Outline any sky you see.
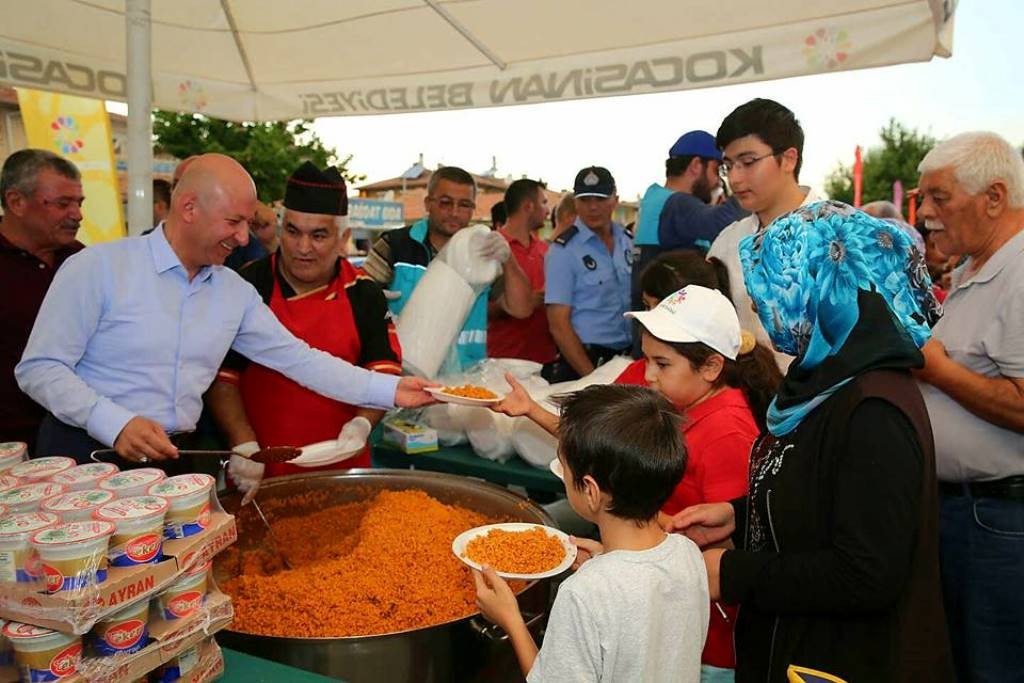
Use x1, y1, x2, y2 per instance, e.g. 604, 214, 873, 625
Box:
308, 1, 1024, 201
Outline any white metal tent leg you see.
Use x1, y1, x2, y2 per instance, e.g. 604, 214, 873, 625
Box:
125, 0, 152, 237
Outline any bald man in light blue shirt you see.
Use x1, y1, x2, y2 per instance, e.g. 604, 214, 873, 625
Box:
17, 154, 433, 464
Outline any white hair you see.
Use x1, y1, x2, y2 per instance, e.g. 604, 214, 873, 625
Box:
277, 209, 348, 236
918, 131, 1024, 208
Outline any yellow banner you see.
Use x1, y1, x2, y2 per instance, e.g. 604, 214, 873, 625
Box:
16, 88, 124, 245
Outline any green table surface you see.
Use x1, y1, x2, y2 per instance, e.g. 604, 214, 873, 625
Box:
221, 647, 341, 682
371, 441, 563, 494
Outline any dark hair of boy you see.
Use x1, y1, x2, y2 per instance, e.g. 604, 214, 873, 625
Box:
715, 98, 805, 181
640, 249, 732, 303
504, 178, 545, 215
554, 384, 685, 521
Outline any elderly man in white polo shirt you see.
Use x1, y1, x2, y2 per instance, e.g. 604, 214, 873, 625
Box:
913, 131, 1024, 683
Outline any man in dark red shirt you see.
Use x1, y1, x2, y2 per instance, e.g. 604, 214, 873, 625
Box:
487, 179, 557, 366
0, 149, 85, 451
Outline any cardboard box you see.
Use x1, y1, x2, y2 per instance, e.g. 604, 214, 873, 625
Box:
382, 418, 438, 454
1, 590, 231, 683
70, 590, 232, 683
0, 512, 236, 634
173, 637, 224, 683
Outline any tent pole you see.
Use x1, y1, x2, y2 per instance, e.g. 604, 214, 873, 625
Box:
125, 0, 152, 236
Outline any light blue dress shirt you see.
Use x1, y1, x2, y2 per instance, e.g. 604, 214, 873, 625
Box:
15, 226, 399, 447
544, 219, 633, 348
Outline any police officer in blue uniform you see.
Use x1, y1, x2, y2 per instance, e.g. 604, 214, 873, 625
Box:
543, 166, 633, 383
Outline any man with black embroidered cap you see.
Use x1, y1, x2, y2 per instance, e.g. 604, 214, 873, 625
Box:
206, 161, 403, 496
544, 166, 633, 382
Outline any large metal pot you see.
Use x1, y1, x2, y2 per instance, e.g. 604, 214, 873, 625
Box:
214, 469, 554, 683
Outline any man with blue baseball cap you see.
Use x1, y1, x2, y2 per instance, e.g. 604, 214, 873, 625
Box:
636, 130, 747, 258
630, 130, 748, 352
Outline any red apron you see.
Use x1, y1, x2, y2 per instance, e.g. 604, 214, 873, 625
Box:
240, 255, 371, 476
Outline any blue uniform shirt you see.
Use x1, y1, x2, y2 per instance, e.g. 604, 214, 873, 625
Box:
545, 219, 633, 348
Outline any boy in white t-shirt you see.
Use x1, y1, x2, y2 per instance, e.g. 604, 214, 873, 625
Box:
473, 384, 709, 683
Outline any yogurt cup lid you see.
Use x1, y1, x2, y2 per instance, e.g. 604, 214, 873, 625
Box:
0, 482, 67, 506
31, 520, 115, 546
147, 473, 214, 498
2, 621, 58, 639
41, 489, 115, 514
94, 495, 169, 522
0, 512, 60, 537
50, 463, 119, 486
0, 474, 20, 491
99, 468, 167, 491
10, 456, 75, 479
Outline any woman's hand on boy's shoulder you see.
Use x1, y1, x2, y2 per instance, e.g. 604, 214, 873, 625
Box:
570, 536, 604, 571
662, 502, 736, 548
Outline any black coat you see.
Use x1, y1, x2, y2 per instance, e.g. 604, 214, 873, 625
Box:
721, 370, 954, 683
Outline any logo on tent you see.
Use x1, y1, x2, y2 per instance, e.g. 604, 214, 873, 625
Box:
802, 28, 852, 70
50, 116, 84, 155
178, 80, 208, 111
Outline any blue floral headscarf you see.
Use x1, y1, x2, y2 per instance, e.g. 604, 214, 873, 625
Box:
739, 200, 941, 436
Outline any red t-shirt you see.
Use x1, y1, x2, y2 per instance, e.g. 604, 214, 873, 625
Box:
487, 231, 557, 363
615, 360, 757, 669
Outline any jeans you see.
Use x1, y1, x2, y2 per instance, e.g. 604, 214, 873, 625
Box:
939, 492, 1024, 683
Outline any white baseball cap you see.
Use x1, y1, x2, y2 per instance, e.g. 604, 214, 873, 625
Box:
625, 286, 742, 360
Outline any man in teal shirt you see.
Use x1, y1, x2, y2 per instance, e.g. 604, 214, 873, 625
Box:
362, 166, 534, 373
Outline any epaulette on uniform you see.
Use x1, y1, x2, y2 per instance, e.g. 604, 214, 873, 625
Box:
553, 225, 579, 246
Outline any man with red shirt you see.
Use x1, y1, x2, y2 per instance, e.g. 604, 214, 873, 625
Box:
487, 179, 557, 366
206, 162, 401, 494
0, 150, 85, 452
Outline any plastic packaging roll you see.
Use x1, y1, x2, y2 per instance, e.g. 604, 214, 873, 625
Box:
395, 226, 502, 378
396, 259, 475, 378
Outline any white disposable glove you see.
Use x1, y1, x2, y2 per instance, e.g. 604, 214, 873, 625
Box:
227, 441, 264, 506
337, 416, 372, 453
477, 230, 512, 264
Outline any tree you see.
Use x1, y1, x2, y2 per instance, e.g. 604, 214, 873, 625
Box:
152, 112, 364, 202
824, 120, 935, 208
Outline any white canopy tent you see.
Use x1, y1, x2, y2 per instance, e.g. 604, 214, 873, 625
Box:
1, 0, 956, 232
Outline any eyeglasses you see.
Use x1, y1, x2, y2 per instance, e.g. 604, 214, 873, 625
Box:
430, 196, 476, 212
719, 152, 781, 178
39, 196, 85, 211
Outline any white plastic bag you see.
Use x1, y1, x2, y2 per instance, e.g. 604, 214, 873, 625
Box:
395, 225, 501, 378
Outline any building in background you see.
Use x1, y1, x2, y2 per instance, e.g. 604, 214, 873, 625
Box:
357, 155, 637, 229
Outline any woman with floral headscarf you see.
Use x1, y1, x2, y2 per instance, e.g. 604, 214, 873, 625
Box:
669, 202, 953, 683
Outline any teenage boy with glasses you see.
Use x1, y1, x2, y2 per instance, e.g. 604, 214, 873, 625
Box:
707, 99, 818, 371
